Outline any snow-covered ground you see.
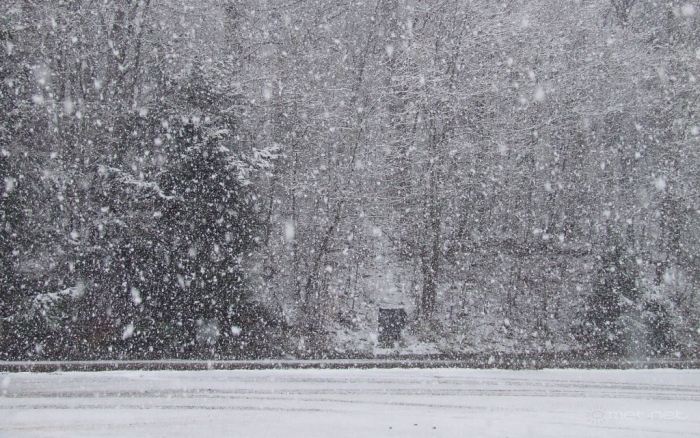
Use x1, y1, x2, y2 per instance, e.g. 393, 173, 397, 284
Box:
1, 368, 699, 437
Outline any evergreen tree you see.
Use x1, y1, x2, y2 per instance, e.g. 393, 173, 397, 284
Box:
578, 242, 640, 356
149, 122, 263, 357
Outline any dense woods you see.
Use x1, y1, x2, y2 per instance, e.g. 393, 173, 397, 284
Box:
1, 0, 699, 360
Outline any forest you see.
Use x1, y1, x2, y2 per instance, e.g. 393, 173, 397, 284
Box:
1, 0, 699, 361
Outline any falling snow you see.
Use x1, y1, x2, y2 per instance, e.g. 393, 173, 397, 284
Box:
0, 2, 699, 433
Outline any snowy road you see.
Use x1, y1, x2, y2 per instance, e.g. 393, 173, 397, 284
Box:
1, 368, 699, 437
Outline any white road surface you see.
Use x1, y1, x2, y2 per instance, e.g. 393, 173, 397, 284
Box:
1, 368, 699, 437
